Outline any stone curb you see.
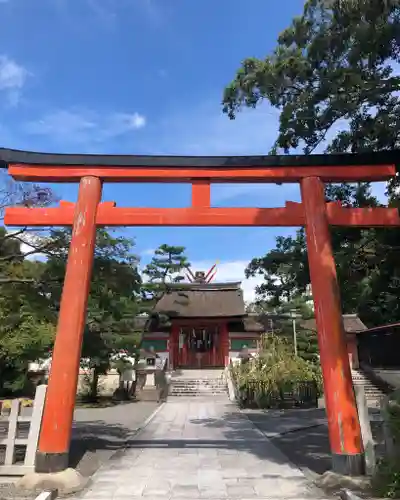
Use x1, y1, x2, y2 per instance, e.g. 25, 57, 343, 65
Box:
239, 409, 327, 438
237, 405, 326, 490
89, 401, 166, 481
238, 406, 329, 483
339, 488, 363, 500
267, 422, 326, 437
34, 490, 58, 500
238, 405, 324, 444
126, 401, 166, 440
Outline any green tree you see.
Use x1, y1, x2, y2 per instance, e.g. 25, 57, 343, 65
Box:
0, 170, 57, 395
224, 0, 400, 327
245, 183, 393, 325
246, 230, 309, 308
0, 227, 56, 395
141, 244, 190, 314
222, 0, 400, 159
42, 228, 142, 400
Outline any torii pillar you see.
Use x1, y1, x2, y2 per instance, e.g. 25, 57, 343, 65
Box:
301, 176, 364, 476
35, 176, 102, 473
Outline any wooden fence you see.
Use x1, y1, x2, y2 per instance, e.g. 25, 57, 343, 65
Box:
234, 380, 318, 409
0, 384, 46, 476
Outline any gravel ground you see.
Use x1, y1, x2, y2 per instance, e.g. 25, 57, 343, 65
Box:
0, 400, 159, 500
243, 407, 385, 478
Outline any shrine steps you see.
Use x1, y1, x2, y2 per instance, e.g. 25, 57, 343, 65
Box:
351, 369, 386, 407
169, 371, 227, 397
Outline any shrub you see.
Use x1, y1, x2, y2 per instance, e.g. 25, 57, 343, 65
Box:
20, 398, 33, 407
373, 458, 400, 498
372, 392, 400, 498
232, 333, 322, 391
0, 398, 33, 412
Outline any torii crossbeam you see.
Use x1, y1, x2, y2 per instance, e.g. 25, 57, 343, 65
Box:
2, 147, 400, 479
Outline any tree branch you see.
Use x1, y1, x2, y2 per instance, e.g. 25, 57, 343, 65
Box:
9, 234, 56, 257
3, 228, 27, 240
0, 278, 36, 284
0, 276, 63, 285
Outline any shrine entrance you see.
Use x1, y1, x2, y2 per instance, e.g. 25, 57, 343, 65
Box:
177, 325, 223, 368
2, 147, 400, 478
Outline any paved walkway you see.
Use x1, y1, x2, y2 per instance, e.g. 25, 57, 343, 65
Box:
74, 397, 332, 499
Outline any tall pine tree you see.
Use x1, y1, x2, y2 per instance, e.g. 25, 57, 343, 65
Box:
141, 245, 190, 329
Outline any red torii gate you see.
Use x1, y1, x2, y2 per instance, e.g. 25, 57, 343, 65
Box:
2, 148, 400, 478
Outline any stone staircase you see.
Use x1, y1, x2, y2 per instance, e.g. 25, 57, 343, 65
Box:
169, 370, 228, 397
351, 369, 386, 407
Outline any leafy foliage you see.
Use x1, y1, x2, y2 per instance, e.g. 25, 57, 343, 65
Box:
0, 228, 55, 394
0, 171, 192, 398
141, 244, 190, 328
222, 0, 400, 158
372, 392, 400, 498
225, 0, 400, 327
245, 183, 398, 324
0, 173, 58, 395
38, 228, 142, 400
142, 244, 190, 301
232, 333, 322, 392
373, 458, 400, 499
246, 231, 309, 307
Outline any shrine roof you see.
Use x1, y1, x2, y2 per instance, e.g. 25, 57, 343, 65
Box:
242, 316, 264, 332
154, 281, 245, 318
163, 281, 242, 291
300, 314, 367, 333
0, 147, 399, 168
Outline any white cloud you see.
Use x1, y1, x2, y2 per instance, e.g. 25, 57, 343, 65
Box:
0, 55, 30, 105
24, 109, 146, 146
107, 112, 146, 134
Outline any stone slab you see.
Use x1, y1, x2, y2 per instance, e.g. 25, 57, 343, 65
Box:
69, 398, 333, 500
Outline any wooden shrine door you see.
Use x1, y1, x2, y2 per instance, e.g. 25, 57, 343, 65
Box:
178, 326, 223, 368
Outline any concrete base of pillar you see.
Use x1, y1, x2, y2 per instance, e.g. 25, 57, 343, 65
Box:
16, 468, 88, 496
332, 452, 365, 476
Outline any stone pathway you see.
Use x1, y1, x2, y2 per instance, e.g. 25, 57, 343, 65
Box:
73, 397, 333, 499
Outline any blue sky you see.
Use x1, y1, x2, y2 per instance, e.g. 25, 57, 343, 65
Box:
0, 0, 389, 301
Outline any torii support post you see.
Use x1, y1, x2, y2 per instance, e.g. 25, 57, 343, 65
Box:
301, 176, 364, 476
35, 176, 102, 473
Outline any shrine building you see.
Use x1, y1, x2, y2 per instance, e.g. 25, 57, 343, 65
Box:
141, 269, 263, 369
